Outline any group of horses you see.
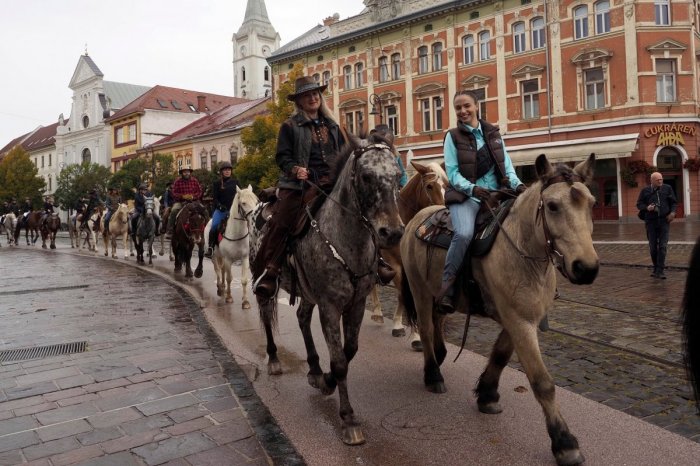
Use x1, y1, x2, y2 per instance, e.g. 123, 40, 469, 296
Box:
2, 132, 697, 465
0, 211, 60, 249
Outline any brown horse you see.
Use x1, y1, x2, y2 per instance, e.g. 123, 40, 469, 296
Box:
14, 211, 42, 246
41, 213, 61, 249
368, 161, 447, 348
682, 236, 700, 414
172, 201, 208, 278
401, 154, 598, 465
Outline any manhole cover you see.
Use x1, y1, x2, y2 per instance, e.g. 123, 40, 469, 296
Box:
0, 341, 88, 363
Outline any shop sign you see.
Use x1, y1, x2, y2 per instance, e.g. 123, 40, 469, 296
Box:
644, 123, 696, 146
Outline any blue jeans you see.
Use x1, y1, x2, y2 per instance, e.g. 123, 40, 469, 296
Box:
443, 198, 480, 282
646, 219, 670, 272
211, 209, 228, 232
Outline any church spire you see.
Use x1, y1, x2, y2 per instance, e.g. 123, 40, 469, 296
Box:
243, 0, 272, 25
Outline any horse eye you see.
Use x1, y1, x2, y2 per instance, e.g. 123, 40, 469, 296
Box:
426, 185, 433, 191
362, 174, 372, 184
547, 201, 559, 212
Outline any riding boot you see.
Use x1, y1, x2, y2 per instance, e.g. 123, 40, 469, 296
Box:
377, 257, 396, 285
436, 278, 456, 314
204, 228, 217, 258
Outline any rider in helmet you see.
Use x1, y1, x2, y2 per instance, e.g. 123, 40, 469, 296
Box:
81, 189, 101, 230
104, 187, 121, 233
165, 167, 202, 239
132, 183, 150, 235
205, 161, 238, 258
19, 197, 32, 228
40, 195, 55, 228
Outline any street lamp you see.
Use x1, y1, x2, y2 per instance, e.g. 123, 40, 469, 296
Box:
369, 93, 383, 123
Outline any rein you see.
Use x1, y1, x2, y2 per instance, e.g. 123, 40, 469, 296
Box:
221, 202, 252, 242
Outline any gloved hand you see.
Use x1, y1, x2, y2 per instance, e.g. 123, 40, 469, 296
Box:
183, 194, 193, 201
471, 186, 490, 201
515, 184, 527, 194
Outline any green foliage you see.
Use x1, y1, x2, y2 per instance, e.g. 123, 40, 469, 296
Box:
235, 64, 304, 191
151, 153, 176, 198
193, 168, 218, 199
109, 158, 149, 200
0, 146, 47, 207
54, 162, 111, 210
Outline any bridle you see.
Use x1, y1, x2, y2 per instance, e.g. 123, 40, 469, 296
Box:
304, 143, 394, 286
179, 204, 206, 243
221, 199, 254, 242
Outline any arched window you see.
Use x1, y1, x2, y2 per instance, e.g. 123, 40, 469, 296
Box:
241, 66, 246, 81
513, 22, 526, 53
418, 46, 428, 74
322, 70, 331, 88
313, 73, 320, 83
462, 35, 474, 64
574, 6, 589, 39
355, 63, 364, 87
531, 17, 545, 49
264, 66, 269, 81
379, 56, 389, 82
343, 65, 352, 89
81, 148, 91, 164
479, 31, 491, 61
595, 1, 610, 34
391, 53, 401, 79
432, 43, 442, 71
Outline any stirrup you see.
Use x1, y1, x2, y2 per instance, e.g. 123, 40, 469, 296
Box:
204, 247, 214, 258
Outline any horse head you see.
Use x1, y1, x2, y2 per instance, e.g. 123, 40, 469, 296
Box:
179, 202, 207, 245
144, 196, 155, 217
330, 134, 405, 249
400, 161, 447, 222
528, 153, 599, 285
234, 184, 259, 220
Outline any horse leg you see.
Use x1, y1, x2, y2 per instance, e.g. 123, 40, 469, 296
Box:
505, 323, 584, 466
297, 301, 325, 390
259, 298, 282, 375
474, 329, 513, 414
224, 259, 233, 304
148, 237, 154, 265
158, 231, 165, 256
194, 242, 204, 278
369, 286, 384, 324
240, 255, 250, 309
213, 256, 224, 296
185, 246, 194, 277
415, 292, 446, 393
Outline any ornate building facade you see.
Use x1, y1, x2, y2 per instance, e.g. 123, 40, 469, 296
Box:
268, 0, 700, 221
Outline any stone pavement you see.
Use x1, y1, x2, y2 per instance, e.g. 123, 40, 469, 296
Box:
0, 248, 296, 465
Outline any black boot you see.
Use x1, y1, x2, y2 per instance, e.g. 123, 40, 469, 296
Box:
436, 279, 456, 314
204, 229, 217, 258
377, 257, 396, 285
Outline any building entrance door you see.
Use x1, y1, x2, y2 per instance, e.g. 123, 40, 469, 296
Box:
590, 159, 619, 221
656, 147, 684, 218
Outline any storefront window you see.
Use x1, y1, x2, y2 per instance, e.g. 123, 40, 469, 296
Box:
656, 147, 681, 170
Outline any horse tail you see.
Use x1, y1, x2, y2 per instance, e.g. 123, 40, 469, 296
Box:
682, 237, 700, 413
402, 269, 418, 330
258, 297, 279, 332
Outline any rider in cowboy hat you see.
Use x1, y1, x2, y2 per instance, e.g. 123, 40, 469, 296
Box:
205, 161, 239, 258
165, 167, 202, 239
81, 188, 101, 230
103, 186, 121, 232
252, 75, 346, 299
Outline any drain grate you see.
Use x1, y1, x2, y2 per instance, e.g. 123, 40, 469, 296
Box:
0, 341, 88, 363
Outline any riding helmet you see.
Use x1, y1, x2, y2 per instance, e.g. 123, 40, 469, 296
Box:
219, 161, 233, 172
138, 183, 148, 190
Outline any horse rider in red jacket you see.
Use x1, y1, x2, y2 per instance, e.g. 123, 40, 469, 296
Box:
165, 167, 203, 238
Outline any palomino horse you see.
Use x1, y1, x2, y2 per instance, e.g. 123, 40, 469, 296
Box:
104, 203, 131, 259
134, 196, 157, 265
250, 135, 404, 445
204, 185, 258, 307
401, 154, 598, 466
368, 160, 447, 349
40, 213, 61, 249
172, 201, 208, 278
14, 211, 42, 246
682, 236, 700, 414
1, 213, 17, 246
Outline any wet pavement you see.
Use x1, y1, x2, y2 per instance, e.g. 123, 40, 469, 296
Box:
0, 220, 699, 465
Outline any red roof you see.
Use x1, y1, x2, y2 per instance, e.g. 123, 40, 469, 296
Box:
105, 85, 249, 122
22, 122, 62, 152
0, 130, 34, 159
152, 97, 270, 147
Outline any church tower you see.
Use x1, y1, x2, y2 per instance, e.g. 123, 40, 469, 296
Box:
232, 0, 280, 99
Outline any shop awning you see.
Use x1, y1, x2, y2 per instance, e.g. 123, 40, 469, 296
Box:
507, 133, 639, 166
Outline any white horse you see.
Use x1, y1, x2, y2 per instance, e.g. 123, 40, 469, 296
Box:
104, 203, 131, 259
83, 207, 103, 252
1, 213, 17, 246
204, 185, 258, 307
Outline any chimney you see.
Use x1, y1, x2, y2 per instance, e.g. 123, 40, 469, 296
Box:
323, 13, 339, 26
196, 95, 206, 112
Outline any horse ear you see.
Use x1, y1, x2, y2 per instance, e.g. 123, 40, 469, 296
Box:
247, 184, 252, 191
236, 185, 241, 193
535, 154, 553, 179
573, 153, 596, 184
410, 161, 428, 174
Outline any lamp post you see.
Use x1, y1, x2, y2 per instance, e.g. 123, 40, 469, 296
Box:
369, 93, 383, 123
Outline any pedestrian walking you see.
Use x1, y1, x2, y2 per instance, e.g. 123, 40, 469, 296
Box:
636, 171, 677, 279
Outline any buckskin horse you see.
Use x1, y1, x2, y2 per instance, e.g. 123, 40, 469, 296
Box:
172, 201, 208, 278
367, 160, 447, 350
40, 213, 61, 249
682, 236, 700, 414
205, 185, 258, 307
104, 203, 130, 259
249, 134, 404, 445
14, 211, 42, 246
401, 154, 598, 466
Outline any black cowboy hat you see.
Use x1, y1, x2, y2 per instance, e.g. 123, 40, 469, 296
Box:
287, 76, 327, 101
218, 161, 233, 172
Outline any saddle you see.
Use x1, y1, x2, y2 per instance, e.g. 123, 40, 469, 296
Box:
256, 187, 326, 238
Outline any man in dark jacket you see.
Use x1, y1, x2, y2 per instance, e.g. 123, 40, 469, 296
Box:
636, 172, 677, 279
205, 161, 238, 258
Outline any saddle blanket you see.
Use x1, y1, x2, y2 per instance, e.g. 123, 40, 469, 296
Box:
414, 198, 515, 257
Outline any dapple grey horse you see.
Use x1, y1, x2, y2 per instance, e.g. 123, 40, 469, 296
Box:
134, 196, 157, 265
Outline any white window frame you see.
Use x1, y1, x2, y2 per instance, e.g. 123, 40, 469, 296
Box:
595, 1, 610, 35
344, 109, 364, 134
531, 17, 545, 49
574, 5, 589, 40
521, 79, 540, 119
513, 22, 526, 54
479, 31, 491, 61
379, 56, 389, 83
584, 67, 605, 110
419, 95, 444, 132
418, 46, 429, 74
313, 73, 320, 83
463, 35, 474, 64
323, 71, 331, 88
655, 0, 670, 25
656, 59, 676, 102
432, 43, 443, 71
386, 105, 398, 135
355, 63, 364, 87
343, 65, 352, 90
391, 53, 401, 80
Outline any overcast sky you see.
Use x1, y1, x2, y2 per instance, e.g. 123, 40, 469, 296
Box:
0, 0, 364, 148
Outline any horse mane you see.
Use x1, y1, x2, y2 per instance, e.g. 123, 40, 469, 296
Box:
328, 132, 362, 184
425, 162, 448, 183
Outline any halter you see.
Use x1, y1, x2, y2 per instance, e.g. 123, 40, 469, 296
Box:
180, 203, 206, 243
304, 143, 393, 287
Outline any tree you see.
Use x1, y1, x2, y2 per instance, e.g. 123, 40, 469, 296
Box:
0, 146, 46, 207
151, 153, 176, 198
235, 63, 304, 191
54, 162, 111, 211
193, 168, 218, 200
109, 158, 149, 200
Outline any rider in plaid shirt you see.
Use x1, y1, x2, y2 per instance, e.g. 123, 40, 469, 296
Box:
166, 168, 203, 237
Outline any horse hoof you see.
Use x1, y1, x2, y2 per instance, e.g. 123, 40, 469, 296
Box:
478, 402, 503, 414
42, 245, 47, 249
411, 340, 424, 352
342, 426, 365, 446
370, 314, 384, 324
242, 301, 250, 310
186, 272, 193, 278
555, 449, 585, 466
391, 328, 406, 337
426, 382, 447, 394
268, 361, 282, 375
104, 252, 108, 256
194, 269, 203, 278
159, 251, 164, 256
130, 252, 135, 256
225, 297, 233, 303
216, 289, 222, 297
